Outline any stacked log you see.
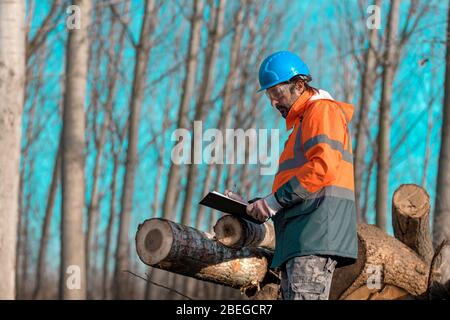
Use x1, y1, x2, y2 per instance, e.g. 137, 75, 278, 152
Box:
135, 184, 446, 300
392, 184, 434, 263
213, 215, 275, 250
135, 218, 271, 294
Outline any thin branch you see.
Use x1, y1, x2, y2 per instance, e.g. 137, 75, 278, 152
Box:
123, 270, 193, 300
390, 94, 437, 159
109, 2, 138, 48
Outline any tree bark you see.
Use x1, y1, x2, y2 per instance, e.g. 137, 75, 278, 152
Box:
114, 0, 157, 299
60, 0, 91, 299
0, 0, 26, 299
392, 184, 434, 263
136, 218, 270, 293
354, 0, 380, 223
17, 49, 43, 298
213, 215, 275, 251
60, 0, 91, 300
375, 0, 400, 232
434, 0, 450, 252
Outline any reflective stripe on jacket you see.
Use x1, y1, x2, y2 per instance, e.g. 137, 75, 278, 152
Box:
270, 89, 358, 268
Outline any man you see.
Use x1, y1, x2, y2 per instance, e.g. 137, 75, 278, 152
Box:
226, 51, 358, 300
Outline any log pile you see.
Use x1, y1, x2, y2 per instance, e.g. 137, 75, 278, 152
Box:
135, 184, 448, 299
135, 218, 272, 293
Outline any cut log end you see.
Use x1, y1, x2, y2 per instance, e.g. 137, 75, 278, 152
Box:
213, 215, 275, 250
393, 184, 430, 219
213, 215, 244, 247
136, 219, 173, 265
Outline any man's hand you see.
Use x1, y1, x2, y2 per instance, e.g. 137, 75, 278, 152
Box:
224, 190, 248, 204
246, 194, 283, 222
224, 190, 261, 204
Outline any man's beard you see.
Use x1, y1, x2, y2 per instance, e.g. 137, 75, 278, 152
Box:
276, 105, 289, 118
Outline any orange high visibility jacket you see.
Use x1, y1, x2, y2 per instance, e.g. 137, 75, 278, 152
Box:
270, 89, 358, 268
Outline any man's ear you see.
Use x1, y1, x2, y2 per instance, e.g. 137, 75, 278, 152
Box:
293, 80, 304, 94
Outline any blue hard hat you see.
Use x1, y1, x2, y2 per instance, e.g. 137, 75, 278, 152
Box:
258, 51, 310, 92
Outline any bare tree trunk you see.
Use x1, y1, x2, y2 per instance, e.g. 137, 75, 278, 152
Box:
210, 3, 246, 227
33, 142, 61, 299
422, 103, 433, 188
237, 15, 266, 197
150, 147, 165, 217
144, 80, 173, 300
181, 0, 225, 227
86, 12, 125, 297
0, 0, 26, 300
195, 165, 214, 230
31, 56, 63, 299
98, 3, 130, 300
161, 0, 204, 222
102, 150, 119, 299
114, 0, 157, 299
85, 16, 106, 296
16, 59, 43, 298
354, 0, 380, 223
178, 0, 225, 299
434, 0, 450, 282
224, 159, 237, 192
375, 0, 399, 232
16, 54, 41, 298
60, 0, 91, 300
421, 43, 437, 190
20, 183, 33, 298
17, 143, 33, 299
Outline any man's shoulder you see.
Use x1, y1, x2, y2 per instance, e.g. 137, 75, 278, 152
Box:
302, 99, 353, 132
303, 97, 341, 120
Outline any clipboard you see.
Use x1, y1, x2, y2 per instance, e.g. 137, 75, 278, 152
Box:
199, 191, 263, 224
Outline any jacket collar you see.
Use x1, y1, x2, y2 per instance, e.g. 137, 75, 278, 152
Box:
286, 90, 314, 130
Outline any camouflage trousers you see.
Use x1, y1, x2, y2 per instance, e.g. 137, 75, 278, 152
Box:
280, 255, 337, 300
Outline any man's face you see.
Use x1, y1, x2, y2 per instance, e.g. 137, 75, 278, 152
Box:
265, 81, 303, 118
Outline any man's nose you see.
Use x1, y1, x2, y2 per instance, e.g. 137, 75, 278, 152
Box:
270, 99, 279, 108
